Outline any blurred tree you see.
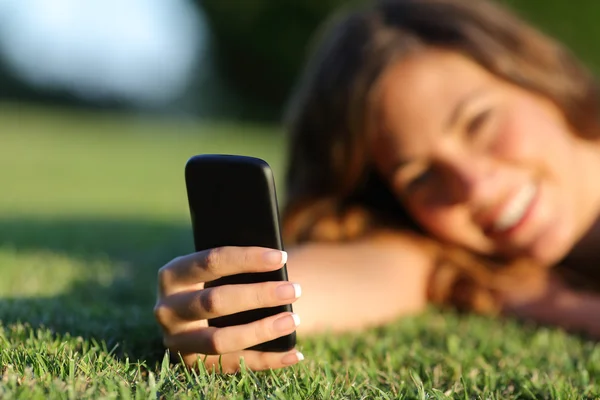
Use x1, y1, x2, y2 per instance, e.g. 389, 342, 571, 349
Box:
199, 0, 365, 121
500, 0, 600, 74
201, 0, 600, 122
1, 0, 600, 124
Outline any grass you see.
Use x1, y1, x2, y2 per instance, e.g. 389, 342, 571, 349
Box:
0, 102, 598, 399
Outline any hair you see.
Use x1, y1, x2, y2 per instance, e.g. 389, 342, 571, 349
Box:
280, 0, 600, 314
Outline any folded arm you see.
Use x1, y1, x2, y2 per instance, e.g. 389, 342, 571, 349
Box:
500, 272, 600, 339
286, 231, 435, 336
289, 231, 600, 340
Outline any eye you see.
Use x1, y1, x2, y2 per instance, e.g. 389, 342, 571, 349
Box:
466, 109, 492, 138
405, 167, 434, 192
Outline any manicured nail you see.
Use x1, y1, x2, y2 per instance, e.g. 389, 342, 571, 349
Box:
273, 313, 301, 332
263, 250, 287, 266
281, 351, 304, 365
291, 313, 301, 327
276, 283, 302, 300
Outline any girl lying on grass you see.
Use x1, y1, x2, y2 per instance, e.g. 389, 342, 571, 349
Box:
154, 0, 600, 373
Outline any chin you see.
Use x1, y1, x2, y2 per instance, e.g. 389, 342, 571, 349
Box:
525, 226, 573, 268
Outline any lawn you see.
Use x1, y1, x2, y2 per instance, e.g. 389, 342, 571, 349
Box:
0, 102, 598, 399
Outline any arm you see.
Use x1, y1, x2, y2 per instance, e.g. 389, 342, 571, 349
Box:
154, 230, 434, 372
501, 272, 600, 339
286, 230, 434, 336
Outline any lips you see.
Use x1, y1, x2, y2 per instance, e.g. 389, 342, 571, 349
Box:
480, 182, 539, 236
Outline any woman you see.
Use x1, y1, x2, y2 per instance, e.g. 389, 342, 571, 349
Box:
154, 0, 600, 373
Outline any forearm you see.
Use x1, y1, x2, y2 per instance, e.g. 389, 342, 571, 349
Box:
285, 232, 434, 336
501, 273, 600, 339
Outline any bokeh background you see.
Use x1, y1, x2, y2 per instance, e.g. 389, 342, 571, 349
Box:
1, 0, 600, 364
3, 0, 600, 125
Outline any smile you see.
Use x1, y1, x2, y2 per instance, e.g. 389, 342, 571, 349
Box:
492, 182, 538, 233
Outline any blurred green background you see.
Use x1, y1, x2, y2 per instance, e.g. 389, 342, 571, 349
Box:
0, 0, 599, 396
0, 0, 598, 318
0, 0, 599, 351
1, 0, 600, 123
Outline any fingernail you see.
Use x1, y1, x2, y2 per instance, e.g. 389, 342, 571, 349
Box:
273, 313, 301, 332
281, 351, 304, 365
275, 283, 302, 300
263, 250, 287, 266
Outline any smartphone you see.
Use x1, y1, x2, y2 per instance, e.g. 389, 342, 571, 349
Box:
184, 154, 296, 352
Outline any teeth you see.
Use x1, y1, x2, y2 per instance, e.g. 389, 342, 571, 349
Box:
493, 183, 537, 232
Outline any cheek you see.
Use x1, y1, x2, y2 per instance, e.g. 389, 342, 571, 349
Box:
491, 100, 568, 165
491, 110, 541, 161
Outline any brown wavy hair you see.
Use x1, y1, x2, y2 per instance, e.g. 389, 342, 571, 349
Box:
280, 0, 600, 314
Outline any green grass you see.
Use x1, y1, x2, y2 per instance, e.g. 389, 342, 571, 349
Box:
0, 102, 598, 399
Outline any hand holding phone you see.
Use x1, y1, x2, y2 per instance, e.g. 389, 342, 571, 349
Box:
153, 154, 303, 373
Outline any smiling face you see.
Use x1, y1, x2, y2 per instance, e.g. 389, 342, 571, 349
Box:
371, 49, 600, 266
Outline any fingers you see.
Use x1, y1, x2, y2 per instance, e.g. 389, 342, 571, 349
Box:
163, 281, 302, 322
158, 246, 287, 296
155, 246, 302, 374
181, 349, 305, 374
164, 312, 300, 355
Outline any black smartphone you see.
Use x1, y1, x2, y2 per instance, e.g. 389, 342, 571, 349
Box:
184, 154, 296, 352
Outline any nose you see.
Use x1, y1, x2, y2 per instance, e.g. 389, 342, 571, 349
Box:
435, 155, 493, 206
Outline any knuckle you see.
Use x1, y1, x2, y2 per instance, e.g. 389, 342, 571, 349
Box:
157, 257, 182, 292
242, 248, 253, 268
254, 352, 272, 370
204, 247, 224, 274
253, 285, 269, 307
209, 331, 226, 354
153, 302, 171, 327
157, 265, 172, 287
199, 288, 220, 315
255, 318, 273, 343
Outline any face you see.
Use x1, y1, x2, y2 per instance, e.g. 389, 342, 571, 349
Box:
371, 49, 600, 266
